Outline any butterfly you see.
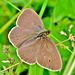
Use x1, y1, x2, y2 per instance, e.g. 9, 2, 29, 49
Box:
8, 8, 62, 71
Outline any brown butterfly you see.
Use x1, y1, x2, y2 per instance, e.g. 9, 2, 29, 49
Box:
8, 8, 62, 71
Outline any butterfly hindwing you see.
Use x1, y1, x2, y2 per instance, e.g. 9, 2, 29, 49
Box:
37, 37, 62, 71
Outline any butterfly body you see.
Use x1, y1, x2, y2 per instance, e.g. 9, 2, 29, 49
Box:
37, 30, 51, 38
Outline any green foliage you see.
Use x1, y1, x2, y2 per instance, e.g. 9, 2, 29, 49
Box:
29, 64, 43, 75
53, 0, 75, 22
0, 0, 75, 75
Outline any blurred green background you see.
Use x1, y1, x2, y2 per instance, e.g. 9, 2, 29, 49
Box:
0, 0, 75, 75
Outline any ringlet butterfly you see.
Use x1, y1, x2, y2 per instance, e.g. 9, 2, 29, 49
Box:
8, 8, 62, 71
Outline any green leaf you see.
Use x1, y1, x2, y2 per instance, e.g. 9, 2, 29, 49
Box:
42, 17, 50, 30
43, 69, 49, 75
53, 0, 75, 22
47, 0, 57, 7
0, 69, 4, 75
28, 64, 44, 75
15, 63, 21, 75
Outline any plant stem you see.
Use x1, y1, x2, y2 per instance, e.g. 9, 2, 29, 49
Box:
56, 38, 69, 45
4, 0, 21, 12
2, 65, 9, 75
50, 34, 75, 55
67, 60, 75, 75
0, 0, 33, 35
39, 0, 48, 18
8, 53, 12, 75
0, 12, 19, 35
62, 47, 75, 75
0, 62, 22, 73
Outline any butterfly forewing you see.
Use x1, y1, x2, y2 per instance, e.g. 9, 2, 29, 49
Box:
16, 9, 44, 32
8, 26, 38, 48
37, 37, 62, 71
17, 38, 41, 64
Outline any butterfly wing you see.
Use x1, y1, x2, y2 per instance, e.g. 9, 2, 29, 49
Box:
16, 8, 44, 32
37, 37, 62, 71
17, 38, 41, 64
8, 26, 38, 48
